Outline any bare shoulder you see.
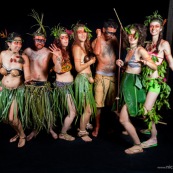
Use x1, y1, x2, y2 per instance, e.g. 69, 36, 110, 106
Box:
161, 39, 170, 47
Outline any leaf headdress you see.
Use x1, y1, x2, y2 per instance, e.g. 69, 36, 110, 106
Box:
71, 21, 92, 40
124, 24, 139, 39
144, 10, 164, 27
28, 9, 48, 37
50, 23, 73, 40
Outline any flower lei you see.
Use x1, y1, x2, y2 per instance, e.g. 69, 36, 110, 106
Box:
138, 55, 171, 129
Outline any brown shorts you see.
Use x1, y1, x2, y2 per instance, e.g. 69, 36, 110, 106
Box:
94, 73, 116, 108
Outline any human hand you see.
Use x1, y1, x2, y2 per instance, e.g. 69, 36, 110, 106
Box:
96, 29, 102, 37
49, 44, 62, 57
116, 59, 124, 67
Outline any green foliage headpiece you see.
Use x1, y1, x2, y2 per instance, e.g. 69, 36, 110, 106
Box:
124, 24, 139, 39
71, 21, 92, 40
144, 10, 163, 26
28, 9, 47, 38
50, 24, 73, 40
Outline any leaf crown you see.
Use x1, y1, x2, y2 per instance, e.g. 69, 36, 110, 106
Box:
144, 10, 163, 26
50, 24, 73, 40
124, 24, 139, 39
28, 9, 48, 38
71, 21, 92, 40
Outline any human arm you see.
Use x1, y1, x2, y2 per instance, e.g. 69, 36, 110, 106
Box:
49, 44, 62, 73
22, 54, 31, 83
116, 59, 124, 67
163, 41, 173, 71
91, 29, 102, 56
138, 47, 157, 70
72, 45, 96, 73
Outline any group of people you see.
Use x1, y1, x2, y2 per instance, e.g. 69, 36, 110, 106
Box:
0, 10, 173, 155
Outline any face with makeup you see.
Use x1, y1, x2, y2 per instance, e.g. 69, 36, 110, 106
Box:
8, 37, 23, 53
33, 35, 46, 50
59, 33, 69, 48
149, 20, 162, 36
76, 27, 87, 42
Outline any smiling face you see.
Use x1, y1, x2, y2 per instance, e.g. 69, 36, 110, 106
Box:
8, 36, 23, 53
59, 33, 69, 48
103, 27, 117, 41
33, 35, 46, 50
76, 27, 87, 42
149, 20, 162, 36
128, 28, 139, 45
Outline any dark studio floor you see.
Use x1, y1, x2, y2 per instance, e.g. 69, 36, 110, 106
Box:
0, 105, 173, 173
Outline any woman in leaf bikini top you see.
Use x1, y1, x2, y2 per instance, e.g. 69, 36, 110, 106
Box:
0, 32, 31, 148
139, 11, 173, 149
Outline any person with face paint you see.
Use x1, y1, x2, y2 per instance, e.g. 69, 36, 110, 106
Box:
0, 32, 31, 148
72, 23, 97, 142
49, 24, 77, 141
139, 11, 173, 148
91, 19, 119, 137
23, 9, 57, 141
115, 24, 157, 154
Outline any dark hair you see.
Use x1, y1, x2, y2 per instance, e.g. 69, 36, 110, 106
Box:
5, 32, 23, 50
123, 23, 147, 48
103, 19, 118, 29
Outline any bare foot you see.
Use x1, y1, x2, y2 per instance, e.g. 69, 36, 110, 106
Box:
18, 136, 26, 148
27, 131, 37, 141
78, 130, 92, 142
59, 133, 75, 141
125, 145, 143, 155
81, 135, 92, 142
50, 129, 58, 139
92, 128, 99, 137
9, 134, 19, 143
141, 138, 157, 148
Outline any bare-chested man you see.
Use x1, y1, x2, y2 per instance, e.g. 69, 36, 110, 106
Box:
23, 9, 57, 140
91, 19, 119, 137
23, 31, 58, 141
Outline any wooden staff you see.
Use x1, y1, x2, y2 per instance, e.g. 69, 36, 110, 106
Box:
113, 8, 124, 116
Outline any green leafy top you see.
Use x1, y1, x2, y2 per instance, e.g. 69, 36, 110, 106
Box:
144, 10, 163, 26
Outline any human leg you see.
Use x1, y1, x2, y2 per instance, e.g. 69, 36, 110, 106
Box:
92, 108, 101, 137
9, 100, 26, 148
141, 91, 159, 148
59, 95, 76, 141
78, 105, 92, 142
26, 130, 38, 141
92, 74, 110, 137
119, 105, 143, 154
49, 127, 58, 139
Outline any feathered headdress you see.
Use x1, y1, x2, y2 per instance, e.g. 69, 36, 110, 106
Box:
28, 9, 48, 37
